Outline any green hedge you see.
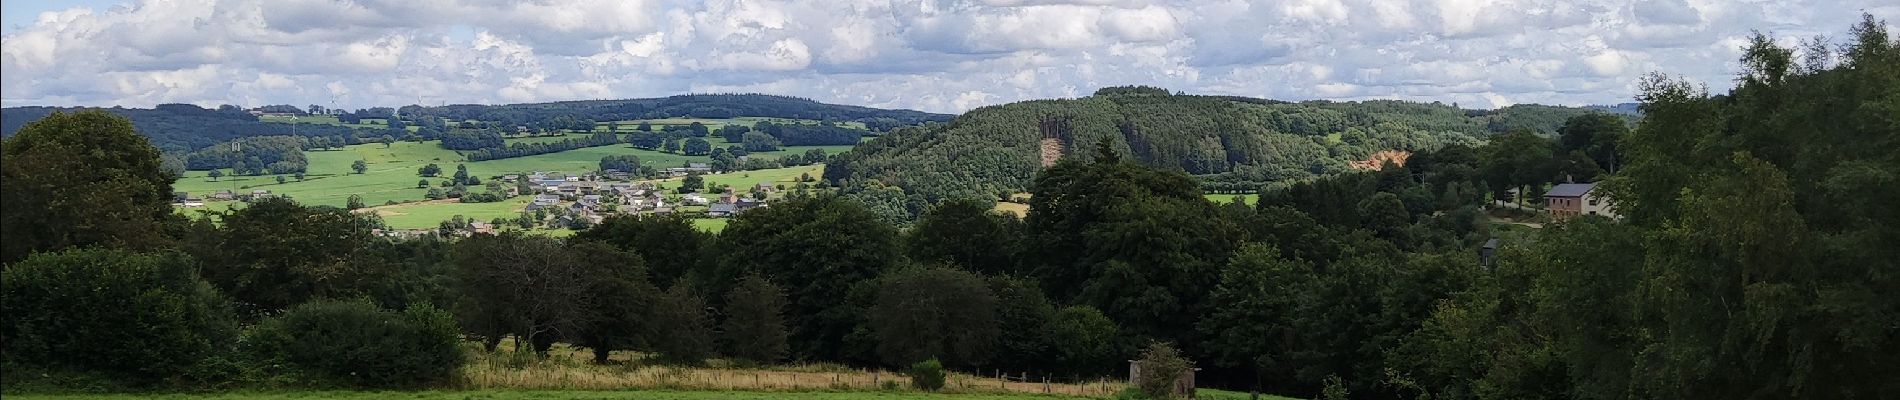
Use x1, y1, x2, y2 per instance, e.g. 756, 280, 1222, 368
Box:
1, 249, 238, 386
243, 299, 464, 387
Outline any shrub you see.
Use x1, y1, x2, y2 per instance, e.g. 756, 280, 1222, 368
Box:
1, 249, 237, 386
244, 299, 464, 387
1321, 375, 1349, 400
1133, 342, 1192, 399
909, 358, 946, 391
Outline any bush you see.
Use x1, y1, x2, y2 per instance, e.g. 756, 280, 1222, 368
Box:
244, 299, 464, 387
1, 249, 237, 386
1321, 375, 1349, 400
1133, 342, 1192, 399
909, 358, 946, 391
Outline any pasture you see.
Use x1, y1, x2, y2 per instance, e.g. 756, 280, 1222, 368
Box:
172, 137, 840, 231
1202, 193, 1258, 205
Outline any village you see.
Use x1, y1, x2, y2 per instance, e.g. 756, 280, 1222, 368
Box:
173, 162, 792, 239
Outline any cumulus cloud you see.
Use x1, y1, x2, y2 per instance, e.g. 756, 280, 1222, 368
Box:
1, 0, 1894, 113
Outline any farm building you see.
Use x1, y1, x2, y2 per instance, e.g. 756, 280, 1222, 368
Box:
1543, 182, 1617, 219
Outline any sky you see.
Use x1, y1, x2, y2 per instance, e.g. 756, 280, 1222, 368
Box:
2, 0, 1895, 114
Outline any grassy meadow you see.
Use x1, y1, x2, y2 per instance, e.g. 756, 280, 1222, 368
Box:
1202, 193, 1258, 205
172, 133, 846, 231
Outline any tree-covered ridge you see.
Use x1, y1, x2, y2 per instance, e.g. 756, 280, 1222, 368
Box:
1, 94, 948, 154
405, 94, 950, 132
0, 104, 360, 153
829, 89, 1615, 204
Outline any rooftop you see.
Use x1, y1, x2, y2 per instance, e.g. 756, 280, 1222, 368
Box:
1545, 183, 1597, 198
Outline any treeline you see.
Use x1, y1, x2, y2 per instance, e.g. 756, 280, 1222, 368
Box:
751, 120, 865, 145
400, 94, 947, 134
0, 104, 362, 152
465, 132, 620, 162
184, 136, 312, 174
439, 129, 506, 150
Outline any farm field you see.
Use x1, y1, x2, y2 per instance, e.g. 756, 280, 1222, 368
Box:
359, 197, 534, 228
1203, 193, 1258, 205
174, 141, 844, 208
172, 139, 838, 231
654, 164, 824, 191
993, 201, 1029, 218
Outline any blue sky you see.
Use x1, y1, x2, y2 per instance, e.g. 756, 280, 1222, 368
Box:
3, 0, 1895, 113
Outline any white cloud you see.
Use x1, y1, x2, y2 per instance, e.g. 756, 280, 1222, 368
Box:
1, 0, 1893, 113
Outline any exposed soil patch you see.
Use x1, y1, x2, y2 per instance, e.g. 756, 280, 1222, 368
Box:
1349, 150, 1412, 171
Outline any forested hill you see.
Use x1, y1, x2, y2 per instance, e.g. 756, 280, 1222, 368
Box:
0, 104, 358, 153
403, 94, 951, 131
2, 94, 950, 152
826, 86, 1620, 202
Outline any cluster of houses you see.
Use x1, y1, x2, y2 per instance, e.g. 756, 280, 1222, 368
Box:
664, 163, 713, 177
174, 189, 278, 207
508, 170, 773, 227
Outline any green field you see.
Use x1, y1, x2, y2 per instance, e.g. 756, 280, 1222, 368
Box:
1197, 388, 1302, 400
1203, 193, 1258, 205
172, 138, 840, 230
3, 390, 1098, 400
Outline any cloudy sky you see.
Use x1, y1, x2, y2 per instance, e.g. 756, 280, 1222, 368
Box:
2, 0, 1894, 113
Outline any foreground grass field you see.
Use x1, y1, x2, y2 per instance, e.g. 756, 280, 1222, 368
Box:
7, 390, 1097, 400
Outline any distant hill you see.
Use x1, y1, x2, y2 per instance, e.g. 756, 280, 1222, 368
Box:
827, 87, 1620, 203
403, 94, 950, 132
3, 94, 951, 152
1585, 102, 1643, 116
1, 104, 361, 153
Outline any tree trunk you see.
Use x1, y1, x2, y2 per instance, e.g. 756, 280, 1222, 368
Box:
593, 346, 612, 364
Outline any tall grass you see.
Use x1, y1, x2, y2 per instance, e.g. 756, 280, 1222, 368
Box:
460, 342, 1123, 397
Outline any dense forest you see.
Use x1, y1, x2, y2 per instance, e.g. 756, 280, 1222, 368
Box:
826, 87, 1616, 209
0, 104, 361, 153
0, 94, 944, 154
404, 94, 949, 133
2, 16, 1894, 400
